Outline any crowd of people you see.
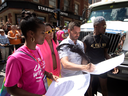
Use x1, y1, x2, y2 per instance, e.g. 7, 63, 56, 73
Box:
0, 10, 120, 96
0, 24, 25, 64
0, 20, 68, 64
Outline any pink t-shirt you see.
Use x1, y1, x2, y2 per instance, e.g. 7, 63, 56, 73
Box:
4, 45, 46, 95
56, 30, 64, 41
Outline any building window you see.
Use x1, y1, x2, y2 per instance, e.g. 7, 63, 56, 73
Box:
64, 0, 69, 11
75, 3, 79, 15
33, 0, 39, 3
0, 17, 3, 25
1, 0, 4, 3
88, 0, 92, 4
37, 17, 46, 22
49, 0, 56, 8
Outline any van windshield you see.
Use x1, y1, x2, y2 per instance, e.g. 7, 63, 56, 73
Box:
87, 6, 128, 22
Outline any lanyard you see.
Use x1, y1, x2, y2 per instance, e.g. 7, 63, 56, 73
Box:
25, 46, 45, 73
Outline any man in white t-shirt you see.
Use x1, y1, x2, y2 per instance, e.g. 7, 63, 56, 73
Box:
58, 22, 95, 77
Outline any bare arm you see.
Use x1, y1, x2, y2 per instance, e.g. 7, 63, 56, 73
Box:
62, 33, 67, 39
105, 48, 119, 74
7, 31, 15, 39
104, 48, 110, 59
61, 56, 95, 72
6, 85, 45, 96
44, 71, 59, 81
16, 31, 21, 38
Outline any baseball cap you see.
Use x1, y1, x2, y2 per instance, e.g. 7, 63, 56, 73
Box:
0, 29, 4, 32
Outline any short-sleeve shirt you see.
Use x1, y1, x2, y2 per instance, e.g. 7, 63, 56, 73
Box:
58, 37, 84, 77
82, 33, 109, 64
4, 45, 46, 95
0, 34, 9, 48
8, 30, 21, 45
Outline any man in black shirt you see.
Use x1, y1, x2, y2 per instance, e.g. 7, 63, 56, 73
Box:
83, 16, 110, 96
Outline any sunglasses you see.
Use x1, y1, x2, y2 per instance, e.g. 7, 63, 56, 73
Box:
45, 29, 55, 34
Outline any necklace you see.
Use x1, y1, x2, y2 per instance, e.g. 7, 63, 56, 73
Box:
25, 46, 45, 73
93, 35, 102, 48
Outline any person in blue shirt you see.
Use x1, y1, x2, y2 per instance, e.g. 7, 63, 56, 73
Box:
63, 26, 69, 37
0, 29, 10, 63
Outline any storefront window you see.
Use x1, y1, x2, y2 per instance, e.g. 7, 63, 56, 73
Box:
49, 0, 56, 8
64, 0, 69, 11
75, 3, 79, 15
16, 14, 21, 25
37, 17, 46, 22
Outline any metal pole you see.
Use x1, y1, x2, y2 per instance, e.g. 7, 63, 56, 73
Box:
57, 0, 60, 26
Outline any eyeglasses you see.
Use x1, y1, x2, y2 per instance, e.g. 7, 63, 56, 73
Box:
45, 29, 55, 34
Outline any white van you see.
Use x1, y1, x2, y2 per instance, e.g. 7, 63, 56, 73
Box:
80, 0, 128, 81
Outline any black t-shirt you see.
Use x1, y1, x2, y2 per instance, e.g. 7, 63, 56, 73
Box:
82, 33, 109, 64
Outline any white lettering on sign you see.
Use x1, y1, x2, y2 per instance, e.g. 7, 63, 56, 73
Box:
38, 6, 69, 17
60, 12, 68, 16
38, 6, 54, 13
0, 2, 7, 11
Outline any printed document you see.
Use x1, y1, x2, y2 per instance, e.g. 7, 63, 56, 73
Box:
45, 74, 90, 96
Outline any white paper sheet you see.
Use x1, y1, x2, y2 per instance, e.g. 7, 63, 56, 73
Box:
88, 53, 124, 75
45, 54, 124, 96
45, 74, 90, 96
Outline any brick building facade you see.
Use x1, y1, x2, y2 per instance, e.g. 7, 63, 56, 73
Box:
0, 0, 88, 27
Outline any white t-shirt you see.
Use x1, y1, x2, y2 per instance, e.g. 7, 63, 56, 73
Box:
58, 37, 84, 77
